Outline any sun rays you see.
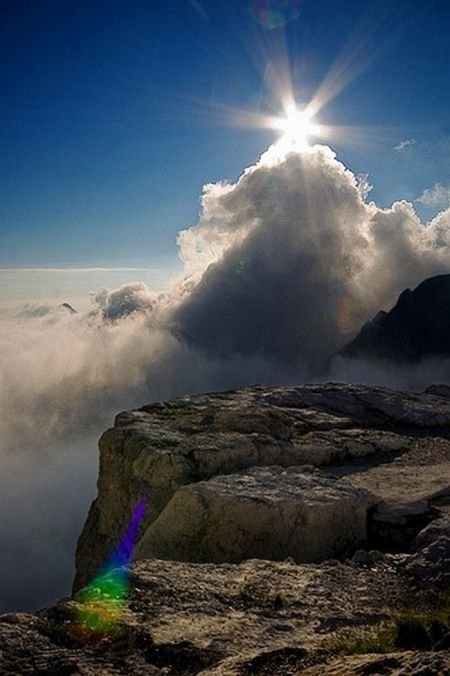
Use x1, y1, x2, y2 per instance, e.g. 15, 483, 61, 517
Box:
271, 103, 321, 148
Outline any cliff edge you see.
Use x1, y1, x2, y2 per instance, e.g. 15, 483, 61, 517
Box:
74, 382, 450, 591
1, 382, 449, 674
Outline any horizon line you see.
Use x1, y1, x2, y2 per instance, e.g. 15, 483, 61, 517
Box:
0, 266, 169, 273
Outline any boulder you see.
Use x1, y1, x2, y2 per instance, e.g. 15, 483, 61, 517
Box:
413, 515, 450, 550
405, 516, 450, 587
136, 466, 374, 563
343, 463, 450, 504
339, 461, 450, 551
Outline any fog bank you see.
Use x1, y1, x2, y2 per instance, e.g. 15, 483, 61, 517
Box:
2, 142, 450, 610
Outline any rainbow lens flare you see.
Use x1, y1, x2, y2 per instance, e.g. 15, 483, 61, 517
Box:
252, 0, 302, 30
75, 499, 147, 638
326, 283, 365, 333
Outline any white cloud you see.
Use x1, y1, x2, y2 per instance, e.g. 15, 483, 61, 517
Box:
174, 144, 449, 366
4, 142, 450, 456
416, 182, 450, 208
394, 138, 416, 152
91, 281, 158, 320
3, 141, 450, 610
356, 173, 372, 199
3, 141, 450, 451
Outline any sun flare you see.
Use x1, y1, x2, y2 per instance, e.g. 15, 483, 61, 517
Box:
272, 104, 320, 148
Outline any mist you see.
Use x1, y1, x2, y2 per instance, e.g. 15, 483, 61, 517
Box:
2, 142, 450, 611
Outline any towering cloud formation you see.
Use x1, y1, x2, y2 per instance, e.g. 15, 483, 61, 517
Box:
173, 145, 450, 368
1, 141, 450, 610
3, 142, 450, 457
92, 282, 158, 320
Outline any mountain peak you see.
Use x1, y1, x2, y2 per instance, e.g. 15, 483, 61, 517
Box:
340, 274, 450, 362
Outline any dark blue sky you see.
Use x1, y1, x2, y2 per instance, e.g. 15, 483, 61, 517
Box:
1, 0, 450, 277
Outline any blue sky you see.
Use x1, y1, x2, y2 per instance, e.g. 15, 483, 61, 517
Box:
1, 0, 450, 299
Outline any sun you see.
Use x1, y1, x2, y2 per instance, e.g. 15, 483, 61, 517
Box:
272, 104, 320, 148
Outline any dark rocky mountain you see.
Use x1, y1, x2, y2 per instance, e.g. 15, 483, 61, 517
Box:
340, 274, 450, 362
61, 302, 78, 314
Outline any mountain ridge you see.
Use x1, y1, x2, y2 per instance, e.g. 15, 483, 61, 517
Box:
339, 274, 450, 362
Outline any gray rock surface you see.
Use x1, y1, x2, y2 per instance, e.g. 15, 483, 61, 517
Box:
405, 516, 450, 587
74, 382, 450, 589
0, 557, 437, 675
2, 382, 450, 674
343, 462, 450, 505
136, 466, 373, 564
301, 651, 450, 675
414, 515, 450, 550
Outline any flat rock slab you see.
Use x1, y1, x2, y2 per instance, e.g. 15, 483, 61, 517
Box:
136, 466, 374, 564
301, 651, 450, 675
344, 462, 450, 506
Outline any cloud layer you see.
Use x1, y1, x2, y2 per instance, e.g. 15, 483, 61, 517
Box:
4, 141, 450, 454
174, 144, 450, 368
417, 182, 450, 209
2, 140, 450, 611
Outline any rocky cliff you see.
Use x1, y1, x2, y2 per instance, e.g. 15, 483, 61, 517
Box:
74, 382, 450, 590
339, 274, 450, 362
1, 382, 450, 674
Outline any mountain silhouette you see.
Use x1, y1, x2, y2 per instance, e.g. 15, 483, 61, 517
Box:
340, 274, 450, 362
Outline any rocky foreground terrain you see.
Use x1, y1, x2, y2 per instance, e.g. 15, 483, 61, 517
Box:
1, 382, 450, 674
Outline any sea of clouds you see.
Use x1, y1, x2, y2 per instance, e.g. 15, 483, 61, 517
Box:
2, 142, 450, 611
